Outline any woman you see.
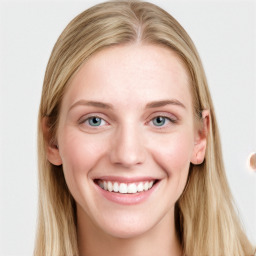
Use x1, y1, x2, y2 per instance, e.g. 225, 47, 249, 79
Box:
35, 1, 255, 255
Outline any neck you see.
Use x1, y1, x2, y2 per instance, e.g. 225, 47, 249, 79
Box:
77, 204, 183, 256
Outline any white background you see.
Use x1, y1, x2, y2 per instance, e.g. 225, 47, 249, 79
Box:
0, 0, 255, 255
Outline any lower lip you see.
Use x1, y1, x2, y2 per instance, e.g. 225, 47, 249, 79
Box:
94, 182, 159, 205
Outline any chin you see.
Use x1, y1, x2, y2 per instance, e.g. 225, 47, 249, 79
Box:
102, 222, 153, 239
94, 208, 164, 240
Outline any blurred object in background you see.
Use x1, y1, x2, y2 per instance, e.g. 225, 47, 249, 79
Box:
248, 152, 256, 171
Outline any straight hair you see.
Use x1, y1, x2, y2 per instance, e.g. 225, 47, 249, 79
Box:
35, 1, 255, 255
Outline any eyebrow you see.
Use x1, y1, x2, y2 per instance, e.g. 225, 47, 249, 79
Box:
145, 99, 186, 109
69, 100, 113, 112
68, 99, 186, 112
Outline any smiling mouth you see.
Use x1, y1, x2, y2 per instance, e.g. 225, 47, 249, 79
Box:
94, 179, 158, 194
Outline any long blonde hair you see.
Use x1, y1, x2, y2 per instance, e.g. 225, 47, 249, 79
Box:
35, 1, 255, 255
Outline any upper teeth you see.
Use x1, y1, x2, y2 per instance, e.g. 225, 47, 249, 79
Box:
98, 180, 154, 194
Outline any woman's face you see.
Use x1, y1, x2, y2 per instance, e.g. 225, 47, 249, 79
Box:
51, 44, 206, 238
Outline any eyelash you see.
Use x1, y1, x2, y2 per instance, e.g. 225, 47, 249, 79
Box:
148, 115, 177, 128
79, 113, 177, 129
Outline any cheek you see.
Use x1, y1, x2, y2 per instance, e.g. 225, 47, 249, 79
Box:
149, 130, 194, 176
147, 130, 194, 204
58, 128, 106, 195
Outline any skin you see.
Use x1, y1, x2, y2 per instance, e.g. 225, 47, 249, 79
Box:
45, 44, 209, 256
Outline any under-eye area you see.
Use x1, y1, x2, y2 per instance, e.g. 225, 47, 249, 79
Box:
94, 179, 159, 194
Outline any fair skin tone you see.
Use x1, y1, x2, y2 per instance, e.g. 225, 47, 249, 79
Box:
45, 44, 209, 256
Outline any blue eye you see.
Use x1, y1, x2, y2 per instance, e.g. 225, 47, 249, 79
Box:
87, 116, 104, 126
152, 116, 169, 127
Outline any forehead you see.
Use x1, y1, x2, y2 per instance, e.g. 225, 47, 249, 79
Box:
62, 44, 192, 111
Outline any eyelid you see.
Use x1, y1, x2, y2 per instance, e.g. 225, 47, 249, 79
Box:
146, 112, 178, 129
78, 111, 178, 130
147, 112, 178, 122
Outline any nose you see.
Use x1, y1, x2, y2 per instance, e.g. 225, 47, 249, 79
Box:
109, 124, 146, 168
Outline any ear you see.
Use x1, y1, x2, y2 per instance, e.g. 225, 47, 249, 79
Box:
191, 110, 210, 165
42, 117, 62, 166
